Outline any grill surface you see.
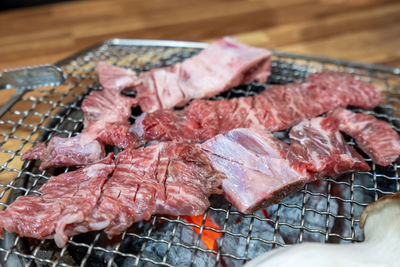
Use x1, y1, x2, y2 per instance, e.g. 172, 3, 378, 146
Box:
0, 39, 399, 267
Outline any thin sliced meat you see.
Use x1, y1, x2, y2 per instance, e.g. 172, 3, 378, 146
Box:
134, 37, 272, 112
289, 117, 370, 176
329, 108, 400, 166
81, 88, 137, 129
66, 142, 224, 238
201, 122, 370, 213
306, 71, 382, 109
85, 145, 161, 238
155, 142, 224, 216
201, 128, 314, 213
9, 122, 374, 244
258, 83, 328, 131
21, 132, 105, 171
131, 72, 382, 144
130, 99, 220, 145
20, 142, 47, 161
94, 123, 138, 149
23, 78, 138, 169
82, 87, 138, 148
96, 61, 137, 93
0, 154, 114, 248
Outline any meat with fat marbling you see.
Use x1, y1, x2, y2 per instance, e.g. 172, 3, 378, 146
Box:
9, 120, 373, 244
131, 72, 382, 144
329, 108, 400, 166
0, 154, 115, 247
22, 77, 138, 169
289, 117, 370, 176
96, 61, 137, 93
202, 128, 314, 213
201, 120, 369, 213
133, 37, 272, 112
66, 142, 225, 238
306, 71, 382, 110
21, 132, 105, 171
82, 87, 138, 148
81, 88, 137, 129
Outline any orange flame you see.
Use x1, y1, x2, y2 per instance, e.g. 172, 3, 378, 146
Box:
182, 215, 222, 251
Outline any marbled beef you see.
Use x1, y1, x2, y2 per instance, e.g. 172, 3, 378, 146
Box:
66, 142, 225, 238
131, 72, 382, 144
0, 154, 114, 247
329, 108, 400, 166
133, 37, 272, 112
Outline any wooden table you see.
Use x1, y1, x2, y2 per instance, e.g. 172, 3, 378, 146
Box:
1, 0, 400, 72
0, 0, 399, 203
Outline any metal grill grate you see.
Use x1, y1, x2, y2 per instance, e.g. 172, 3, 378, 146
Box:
0, 39, 399, 267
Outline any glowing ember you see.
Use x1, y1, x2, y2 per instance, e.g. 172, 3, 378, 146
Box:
182, 215, 222, 251
262, 209, 268, 218
262, 209, 273, 226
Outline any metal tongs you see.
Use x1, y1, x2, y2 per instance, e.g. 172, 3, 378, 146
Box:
0, 65, 65, 118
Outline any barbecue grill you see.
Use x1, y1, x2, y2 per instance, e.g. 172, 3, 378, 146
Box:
0, 39, 399, 267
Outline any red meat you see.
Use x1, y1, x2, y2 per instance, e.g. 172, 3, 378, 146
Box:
96, 61, 137, 93
289, 117, 370, 176
21, 132, 105, 171
66, 142, 224, 238
329, 108, 400, 166
131, 72, 382, 144
133, 37, 272, 112
0, 154, 115, 247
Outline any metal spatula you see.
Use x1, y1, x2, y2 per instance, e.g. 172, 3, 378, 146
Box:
0, 64, 65, 118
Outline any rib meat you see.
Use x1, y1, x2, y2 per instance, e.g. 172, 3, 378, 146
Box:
8, 120, 373, 244
66, 142, 225, 238
201, 120, 369, 213
81, 88, 136, 129
201, 128, 314, 213
21, 132, 105, 171
306, 71, 382, 109
81, 88, 138, 148
329, 108, 400, 166
289, 117, 370, 176
133, 37, 272, 112
131, 72, 382, 144
22, 76, 138, 169
96, 61, 137, 93
0, 154, 115, 247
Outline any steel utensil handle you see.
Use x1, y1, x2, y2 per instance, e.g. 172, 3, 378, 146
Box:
0, 65, 65, 118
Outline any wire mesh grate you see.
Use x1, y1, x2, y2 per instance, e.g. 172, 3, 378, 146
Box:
0, 39, 399, 266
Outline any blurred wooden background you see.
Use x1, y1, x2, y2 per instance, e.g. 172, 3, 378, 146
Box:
1, 0, 400, 72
